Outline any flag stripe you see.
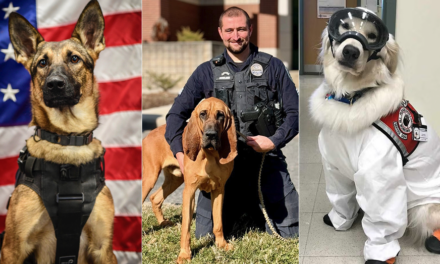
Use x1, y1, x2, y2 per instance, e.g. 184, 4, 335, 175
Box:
38, 12, 141, 47
104, 147, 141, 181
0, 126, 34, 158
113, 216, 141, 252
107, 180, 141, 216
0, 185, 14, 215
0, 215, 5, 233
0, 157, 19, 186
114, 250, 141, 264
96, 111, 142, 147
99, 77, 142, 115
36, 0, 141, 28
95, 44, 142, 82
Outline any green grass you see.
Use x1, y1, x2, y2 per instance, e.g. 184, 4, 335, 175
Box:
142, 203, 299, 264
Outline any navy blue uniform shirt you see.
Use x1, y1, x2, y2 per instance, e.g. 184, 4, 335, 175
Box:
165, 44, 299, 156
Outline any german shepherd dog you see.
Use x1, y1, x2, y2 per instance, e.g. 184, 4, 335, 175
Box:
2, 1, 117, 263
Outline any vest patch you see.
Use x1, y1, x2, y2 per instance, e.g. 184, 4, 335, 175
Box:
251, 63, 263, 76
398, 107, 413, 134
373, 100, 421, 165
393, 121, 407, 140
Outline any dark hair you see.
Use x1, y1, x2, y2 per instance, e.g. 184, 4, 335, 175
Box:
218, 6, 251, 28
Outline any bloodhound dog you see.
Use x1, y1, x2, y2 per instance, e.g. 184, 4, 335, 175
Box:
142, 97, 237, 263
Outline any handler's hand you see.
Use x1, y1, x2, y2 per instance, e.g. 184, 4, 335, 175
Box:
176, 152, 184, 174
246, 136, 275, 153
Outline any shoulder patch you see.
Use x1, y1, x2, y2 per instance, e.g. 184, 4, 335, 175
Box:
372, 100, 421, 165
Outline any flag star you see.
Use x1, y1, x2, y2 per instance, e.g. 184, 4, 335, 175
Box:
1, 84, 19, 102
1, 43, 15, 61
3, 2, 19, 19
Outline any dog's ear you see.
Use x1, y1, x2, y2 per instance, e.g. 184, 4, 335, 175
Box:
71, 0, 105, 59
383, 34, 399, 74
183, 110, 202, 162
319, 28, 331, 63
219, 109, 237, 165
8, 13, 44, 68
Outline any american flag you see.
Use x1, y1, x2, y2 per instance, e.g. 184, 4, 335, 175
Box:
0, 0, 141, 263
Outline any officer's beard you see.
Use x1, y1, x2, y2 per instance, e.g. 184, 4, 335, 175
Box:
227, 40, 249, 54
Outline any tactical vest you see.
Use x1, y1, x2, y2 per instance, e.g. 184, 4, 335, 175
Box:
12, 132, 105, 264
211, 52, 280, 141
373, 100, 423, 166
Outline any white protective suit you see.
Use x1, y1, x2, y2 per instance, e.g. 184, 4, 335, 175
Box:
310, 78, 440, 261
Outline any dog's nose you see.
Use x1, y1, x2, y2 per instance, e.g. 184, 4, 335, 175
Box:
46, 76, 66, 90
342, 45, 360, 62
205, 130, 217, 140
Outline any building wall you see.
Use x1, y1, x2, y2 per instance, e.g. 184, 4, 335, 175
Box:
143, 41, 224, 89
142, 0, 161, 43
302, 0, 357, 73
258, 0, 278, 49
161, 0, 201, 41
395, 1, 440, 134
278, 0, 293, 68
142, 0, 294, 70
142, 0, 281, 49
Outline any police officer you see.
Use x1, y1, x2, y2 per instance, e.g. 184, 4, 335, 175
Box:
165, 6, 299, 238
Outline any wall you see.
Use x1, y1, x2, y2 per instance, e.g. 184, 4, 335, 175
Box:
142, 41, 224, 90
278, 0, 293, 69
395, 1, 440, 134
142, 0, 160, 42
302, 0, 357, 73
142, 0, 293, 64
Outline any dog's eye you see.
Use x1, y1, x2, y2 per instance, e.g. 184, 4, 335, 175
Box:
38, 59, 47, 68
368, 33, 377, 39
217, 112, 225, 120
199, 111, 207, 120
341, 23, 349, 30
71, 55, 80, 64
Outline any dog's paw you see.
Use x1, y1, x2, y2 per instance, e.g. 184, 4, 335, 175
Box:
223, 242, 234, 251
159, 219, 174, 227
216, 241, 234, 251
176, 251, 191, 264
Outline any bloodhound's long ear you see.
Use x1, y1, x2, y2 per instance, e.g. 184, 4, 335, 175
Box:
8, 12, 45, 69
219, 109, 238, 165
71, 0, 105, 59
183, 110, 202, 161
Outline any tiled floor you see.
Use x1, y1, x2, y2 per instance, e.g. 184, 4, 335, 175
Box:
299, 75, 440, 264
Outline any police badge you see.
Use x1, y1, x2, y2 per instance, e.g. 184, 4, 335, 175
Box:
250, 63, 263, 77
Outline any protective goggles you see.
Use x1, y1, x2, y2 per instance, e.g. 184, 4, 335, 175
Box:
327, 8, 389, 60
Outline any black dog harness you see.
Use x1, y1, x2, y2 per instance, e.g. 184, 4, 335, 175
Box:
15, 128, 105, 264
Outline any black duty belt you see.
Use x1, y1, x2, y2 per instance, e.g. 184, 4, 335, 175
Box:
16, 145, 105, 264
34, 128, 93, 146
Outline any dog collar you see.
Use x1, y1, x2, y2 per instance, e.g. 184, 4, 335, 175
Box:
325, 87, 373, 105
34, 128, 94, 146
